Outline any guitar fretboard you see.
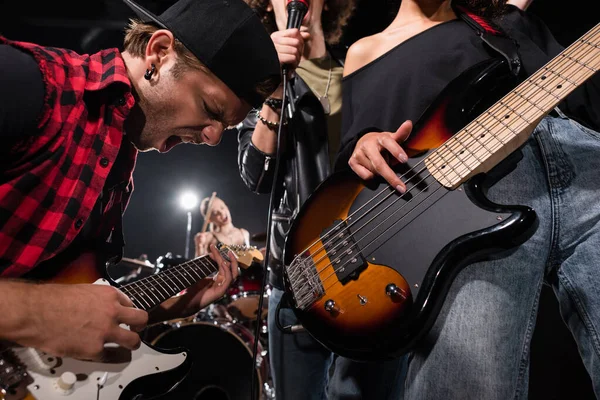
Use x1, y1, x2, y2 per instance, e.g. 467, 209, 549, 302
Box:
426, 23, 600, 189
118, 253, 221, 310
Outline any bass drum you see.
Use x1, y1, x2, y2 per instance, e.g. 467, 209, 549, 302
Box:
151, 319, 268, 400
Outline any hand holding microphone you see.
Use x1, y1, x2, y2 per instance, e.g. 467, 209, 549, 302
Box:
270, 0, 310, 81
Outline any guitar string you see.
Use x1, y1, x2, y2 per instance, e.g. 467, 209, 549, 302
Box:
121, 258, 216, 309
289, 31, 600, 302
121, 253, 217, 296
296, 27, 600, 276
118, 249, 228, 308
119, 246, 237, 301
310, 37, 600, 298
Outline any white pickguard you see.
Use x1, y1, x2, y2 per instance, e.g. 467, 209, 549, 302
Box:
13, 279, 187, 400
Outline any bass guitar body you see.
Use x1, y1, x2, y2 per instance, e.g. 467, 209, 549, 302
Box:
283, 59, 539, 361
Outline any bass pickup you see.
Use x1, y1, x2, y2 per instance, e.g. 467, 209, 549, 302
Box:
321, 219, 367, 284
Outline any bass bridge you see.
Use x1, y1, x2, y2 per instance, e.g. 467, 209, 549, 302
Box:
286, 219, 367, 310
286, 253, 324, 310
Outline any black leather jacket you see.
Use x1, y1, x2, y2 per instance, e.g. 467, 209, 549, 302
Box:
238, 51, 344, 289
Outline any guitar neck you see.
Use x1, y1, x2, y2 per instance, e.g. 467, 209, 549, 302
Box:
118, 253, 220, 310
427, 23, 600, 189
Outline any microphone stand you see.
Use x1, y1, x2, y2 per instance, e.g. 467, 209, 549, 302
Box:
250, 70, 292, 400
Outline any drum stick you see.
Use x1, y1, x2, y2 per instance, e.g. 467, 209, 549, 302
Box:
201, 191, 217, 233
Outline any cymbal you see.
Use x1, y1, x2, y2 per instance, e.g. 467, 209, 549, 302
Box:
251, 232, 267, 242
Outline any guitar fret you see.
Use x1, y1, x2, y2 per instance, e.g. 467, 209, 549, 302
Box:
498, 100, 531, 128
166, 270, 188, 293
138, 280, 163, 308
512, 88, 548, 114
430, 150, 461, 186
581, 38, 600, 49
179, 263, 202, 285
455, 134, 484, 163
486, 110, 519, 142
169, 269, 190, 287
155, 270, 177, 299
197, 257, 217, 275
160, 270, 182, 292
441, 140, 474, 176
142, 277, 164, 304
116, 247, 258, 310
189, 266, 204, 280
130, 282, 153, 309
561, 53, 597, 73
544, 66, 578, 88
424, 24, 600, 189
474, 120, 503, 151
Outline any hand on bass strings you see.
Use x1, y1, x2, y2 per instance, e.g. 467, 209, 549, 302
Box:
348, 120, 413, 193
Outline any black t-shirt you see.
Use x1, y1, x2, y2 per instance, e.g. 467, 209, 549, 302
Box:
0, 44, 44, 139
337, 6, 600, 168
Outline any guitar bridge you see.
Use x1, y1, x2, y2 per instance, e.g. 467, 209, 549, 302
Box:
286, 254, 324, 310
0, 347, 30, 396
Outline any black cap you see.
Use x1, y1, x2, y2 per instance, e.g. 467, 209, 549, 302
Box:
123, 0, 281, 108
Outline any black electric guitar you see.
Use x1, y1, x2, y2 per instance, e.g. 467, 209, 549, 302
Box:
282, 24, 600, 361
0, 244, 262, 400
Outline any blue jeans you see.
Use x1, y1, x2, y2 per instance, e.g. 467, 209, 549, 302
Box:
268, 287, 407, 399
404, 113, 600, 400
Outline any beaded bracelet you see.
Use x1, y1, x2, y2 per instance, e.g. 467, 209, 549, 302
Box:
257, 110, 287, 130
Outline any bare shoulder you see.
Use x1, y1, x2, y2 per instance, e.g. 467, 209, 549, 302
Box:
506, 0, 534, 10
344, 33, 385, 77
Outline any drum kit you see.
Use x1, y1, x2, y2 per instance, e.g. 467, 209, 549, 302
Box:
107, 240, 274, 400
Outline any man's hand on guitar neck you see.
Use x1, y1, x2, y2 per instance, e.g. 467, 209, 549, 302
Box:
148, 244, 239, 325
0, 280, 148, 361
348, 120, 413, 192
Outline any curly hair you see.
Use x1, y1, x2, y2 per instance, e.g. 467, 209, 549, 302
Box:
244, 0, 356, 45
453, 0, 509, 18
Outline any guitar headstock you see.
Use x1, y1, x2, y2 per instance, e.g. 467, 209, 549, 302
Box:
217, 244, 264, 269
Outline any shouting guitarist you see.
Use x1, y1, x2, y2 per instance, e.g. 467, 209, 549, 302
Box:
0, 0, 280, 363
336, 0, 600, 399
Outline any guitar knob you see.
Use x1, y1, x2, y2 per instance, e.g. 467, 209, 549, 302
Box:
57, 371, 77, 391
324, 299, 337, 313
386, 283, 406, 299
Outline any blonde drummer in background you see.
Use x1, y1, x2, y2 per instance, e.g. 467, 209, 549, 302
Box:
194, 192, 250, 257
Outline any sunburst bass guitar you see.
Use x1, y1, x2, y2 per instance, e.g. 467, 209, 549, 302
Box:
283, 24, 600, 361
0, 244, 263, 400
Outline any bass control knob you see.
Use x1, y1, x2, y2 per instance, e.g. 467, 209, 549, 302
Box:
324, 299, 339, 314
386, 283, 406, 299
57, 371, 77, 391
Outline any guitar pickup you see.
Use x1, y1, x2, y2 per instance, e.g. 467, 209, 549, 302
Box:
321, 220, 367, 284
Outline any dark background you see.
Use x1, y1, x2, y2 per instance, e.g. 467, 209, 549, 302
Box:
1, 1, 598, 398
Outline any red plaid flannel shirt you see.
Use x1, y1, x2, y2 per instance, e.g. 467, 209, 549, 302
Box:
0, 37, 138, 278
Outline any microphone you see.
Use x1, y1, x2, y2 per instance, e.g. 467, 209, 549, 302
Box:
286, 0, 309, 30
282, 0, 309, 82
